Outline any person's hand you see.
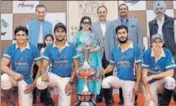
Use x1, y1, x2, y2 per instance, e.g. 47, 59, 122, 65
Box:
65, 83, 73, 96
77, 47, 83, 52
76, 70, 83, 79
41, 74, 49, 82
133, 83, 140, 95
89, 48, 95, 54
143, 76, 153, 84
13, 72, 23, 81
100, 69, 105, 76
24, 83, 35, 94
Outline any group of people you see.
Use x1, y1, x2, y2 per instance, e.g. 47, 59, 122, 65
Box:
1, 1, 176, 106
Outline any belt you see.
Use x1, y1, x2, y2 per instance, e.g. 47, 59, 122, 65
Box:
59, 76, 71, 78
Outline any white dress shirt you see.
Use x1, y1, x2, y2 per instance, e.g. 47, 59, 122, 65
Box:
100, 23, 106, 37
38, 22, 43, 43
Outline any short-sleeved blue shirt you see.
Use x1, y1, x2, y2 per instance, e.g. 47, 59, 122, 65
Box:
110, 42, 142, 81
142, 48, 176, 76
43, 42, 78, 77
3, 42, 41, 84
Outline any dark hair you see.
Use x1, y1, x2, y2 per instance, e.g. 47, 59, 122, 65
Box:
35, 4, 46, 12
115, 25, 128, 34
118, 3, 129, 10
97, 5, 108, 12
43, 34, 54, 47
14, 26, 28, 36
79, 16, 92, 31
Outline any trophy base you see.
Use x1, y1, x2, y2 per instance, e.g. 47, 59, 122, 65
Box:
75, 101, 96, 106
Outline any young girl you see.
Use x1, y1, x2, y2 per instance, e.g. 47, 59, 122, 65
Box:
41, 34, 54, 55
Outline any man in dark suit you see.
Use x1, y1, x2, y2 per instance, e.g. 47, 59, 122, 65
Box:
92, 6, 113, 106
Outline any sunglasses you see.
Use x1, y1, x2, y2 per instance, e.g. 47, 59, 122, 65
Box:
82, 21, 91, 25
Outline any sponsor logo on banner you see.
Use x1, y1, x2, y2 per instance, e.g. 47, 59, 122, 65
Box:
13, 0, 39, 13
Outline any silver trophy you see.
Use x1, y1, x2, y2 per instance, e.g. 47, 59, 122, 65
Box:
75, 42, 96, 106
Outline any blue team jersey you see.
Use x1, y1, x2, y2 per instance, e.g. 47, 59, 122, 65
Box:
3, 42, 41, 84
110, 42, 142, 81
43, 42, 78, 77
142, 48, 176, 76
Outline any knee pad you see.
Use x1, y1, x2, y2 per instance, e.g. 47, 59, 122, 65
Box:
36, 77, 48, 90
164, 77, 176, 90
1, 74, 12, 90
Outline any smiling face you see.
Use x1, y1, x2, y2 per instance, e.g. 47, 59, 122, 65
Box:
81, 18, 91, 31
55, 27, 66, 42
15, 30, 28, 45
119, 4, 128, 18
97, 7, 107, 22
152, 39, 163, 51
36, 7, 46, 22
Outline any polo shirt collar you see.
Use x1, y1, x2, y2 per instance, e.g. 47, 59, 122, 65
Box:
16, 42, 30, 50
151, 48, 165, 57
53, 41, 70, 51
118, 41, 133, 49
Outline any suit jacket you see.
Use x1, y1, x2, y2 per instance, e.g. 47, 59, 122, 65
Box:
108, 18, 144, 53
92, 21, 111, 61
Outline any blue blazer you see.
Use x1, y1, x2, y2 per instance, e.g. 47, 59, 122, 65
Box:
108, 18, 144, 53
27, 19, 52, 47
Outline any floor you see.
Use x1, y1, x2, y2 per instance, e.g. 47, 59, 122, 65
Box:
1, 93, 176, 106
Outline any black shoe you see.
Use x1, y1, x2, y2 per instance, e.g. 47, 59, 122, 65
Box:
106, 100, 114, 106
103, 88, 114, 106
118, 100, 124, 105
173, 90, 176, 103
96, 97, 103, 103
43, 98, 55, 106
159, 88, 173, 106
33, 88, 37, 104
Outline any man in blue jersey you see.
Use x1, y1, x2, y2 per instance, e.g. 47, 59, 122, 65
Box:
142, 34, 176, 106
36, 23, 79, 106
101, 25, 142, 106
108, 4, 144, 104
1, 26, 42, 106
